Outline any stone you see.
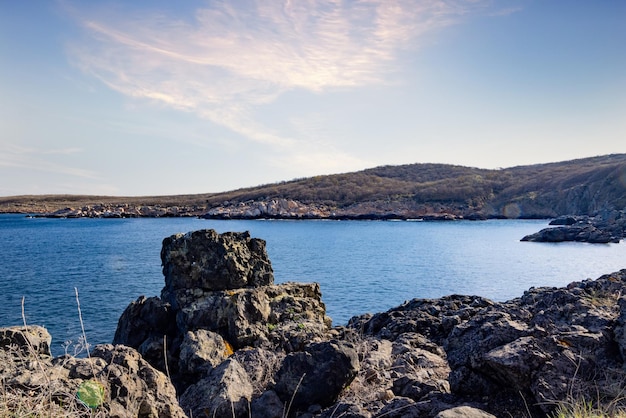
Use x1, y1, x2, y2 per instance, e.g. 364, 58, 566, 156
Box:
435, 406, 497, 418
90, 344, 187, 418
250, 390, 285, 418
0, 325, 52, 357
113, 295, 176, 370
178, 329, 230, 376
161, 229, 274, 304
274, 341, 359, 412
179, 358, 253, 418
0, 338, 186, 418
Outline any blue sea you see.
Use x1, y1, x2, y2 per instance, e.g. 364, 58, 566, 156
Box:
1, 214, 624, 356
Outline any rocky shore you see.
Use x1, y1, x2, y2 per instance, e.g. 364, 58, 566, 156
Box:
521, 210, 626, 243
3, 229, 626, 417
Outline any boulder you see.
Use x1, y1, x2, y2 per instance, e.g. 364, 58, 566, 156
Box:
522, 211, 626, 243
0, 334, 186, 418
178, 329, 230, 376
161, 229, 274, 305
274, 341, 359, 412
435, 406, 497, 418
90, 344, 186, 418
0, 325, 52, 357
179, 358, 253, 418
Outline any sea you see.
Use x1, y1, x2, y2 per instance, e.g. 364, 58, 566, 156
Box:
1, 214, 624, 356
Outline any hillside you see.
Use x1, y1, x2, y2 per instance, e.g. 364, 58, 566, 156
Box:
1, 154, 625, 219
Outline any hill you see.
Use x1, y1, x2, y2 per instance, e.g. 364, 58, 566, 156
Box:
1, 154, 625, 219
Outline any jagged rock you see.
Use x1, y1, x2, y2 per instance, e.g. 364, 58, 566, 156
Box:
114, 228, 333, 415
175, 282, 330, 351
0, 325, 52, 357
178, 329, 230, 376
0, 336, 186, 418
521, 224, 616, 243
90, 344, 186, 418
348, 295, 494, 345
113, 296, 176, 352
250, 389, 285, 418
233, 347, 285, 395
549, 216, 579, 225
522, 210, 626, 243
179, 358, 253, 418
161, 229, 274, 302
444, 271, 626, 415
274, 341, 359, 412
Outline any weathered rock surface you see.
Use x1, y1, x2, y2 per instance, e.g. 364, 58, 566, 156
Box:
0, 326, 186, 417
115, 229, 337, 417
5, 228, 626, 417
522, 210, 626, 243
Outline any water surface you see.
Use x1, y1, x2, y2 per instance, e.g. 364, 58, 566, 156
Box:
1, 215, 623, 355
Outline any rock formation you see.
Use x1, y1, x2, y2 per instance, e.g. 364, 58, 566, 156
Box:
521, 210, 626, 243
4, 228, 626, 417
0, 326, 185, 417
114, 229, 343, 417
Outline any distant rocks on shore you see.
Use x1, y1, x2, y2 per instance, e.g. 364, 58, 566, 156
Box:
521, 210, 626, 243
35, 204, 201, 218
202, 198, 465, 221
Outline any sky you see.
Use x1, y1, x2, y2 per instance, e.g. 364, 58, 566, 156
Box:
1, 1, 625, 197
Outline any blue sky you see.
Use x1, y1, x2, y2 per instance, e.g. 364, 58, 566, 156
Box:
1, 1, 625, 196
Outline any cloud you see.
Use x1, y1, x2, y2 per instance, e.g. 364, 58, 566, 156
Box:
0, 143, 97, 179
66, 0, 490, 167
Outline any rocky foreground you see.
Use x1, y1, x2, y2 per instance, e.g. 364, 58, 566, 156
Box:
3, 230, 626, 417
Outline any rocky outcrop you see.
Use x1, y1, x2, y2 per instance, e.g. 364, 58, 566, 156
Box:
5, 228, 626, 417
114, 229, 339, 417
521, 210, 626, 243
0, 326, 185, 417
345, 270, 626, 417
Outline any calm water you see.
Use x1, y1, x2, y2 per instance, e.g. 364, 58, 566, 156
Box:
1, 214, 624, 356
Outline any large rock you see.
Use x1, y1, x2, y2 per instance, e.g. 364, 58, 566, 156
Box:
442, 271, 626, 415
0, 332, 186, 418
522, 211, 626, 243
274, 341, 359, 413
115, 228, 333, 414
161, 229, 274, 304
179, 358, 253, 418
0, 325, 52, 357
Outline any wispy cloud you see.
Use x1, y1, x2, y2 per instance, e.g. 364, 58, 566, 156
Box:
0, 143, 97, 179
66, 0, 490, 168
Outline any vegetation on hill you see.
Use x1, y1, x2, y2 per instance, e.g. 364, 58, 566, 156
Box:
1, 154, 625, 218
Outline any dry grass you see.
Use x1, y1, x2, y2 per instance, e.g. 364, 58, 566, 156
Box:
0, 337, 107, 417
1, 292, 109, 417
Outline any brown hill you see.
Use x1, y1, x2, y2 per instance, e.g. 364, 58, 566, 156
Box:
1, 154, 625, 219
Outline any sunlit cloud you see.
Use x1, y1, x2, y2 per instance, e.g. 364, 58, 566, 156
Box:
66, 0, 490, 166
